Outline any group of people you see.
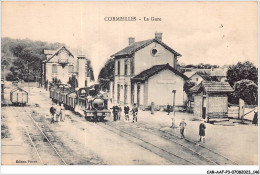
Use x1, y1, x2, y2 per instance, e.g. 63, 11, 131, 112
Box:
171, 117, 206, 143
110, 103, 138, 123
50, 103, 65, 123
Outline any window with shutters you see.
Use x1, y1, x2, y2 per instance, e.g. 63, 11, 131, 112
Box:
117, 84, 120, 104
124, 85, 127, 104
118, 60, 121, 75
125, 60, 128, 75
130, 58, 134, 75
52, 64, 57, 73
131, 84, 134, 104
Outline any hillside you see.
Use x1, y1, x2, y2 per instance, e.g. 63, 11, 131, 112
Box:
1, 37, 94, 82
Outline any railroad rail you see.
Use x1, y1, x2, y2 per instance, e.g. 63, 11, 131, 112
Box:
134, 122, 238, 165
96, 122, 196, 165
96, 120, 238, 165
66, 110, 238, 165
17, 108, 67, 165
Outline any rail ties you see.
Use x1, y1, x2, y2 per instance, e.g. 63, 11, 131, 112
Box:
98, 121, 238, 165
96, 122, 196, 165
17, 107, 67, 165
160, 129, 238, 165
27, 114, 67, 165
140, 123, 238, 165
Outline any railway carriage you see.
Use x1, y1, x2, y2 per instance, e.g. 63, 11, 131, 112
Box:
59, 84, 71, 105
49, 83, 110, 121
66, 92, 77, 110
49, 87, 55, 99
53, 88, 60, 103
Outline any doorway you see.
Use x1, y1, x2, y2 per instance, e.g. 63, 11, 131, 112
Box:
202, 96, 206, 119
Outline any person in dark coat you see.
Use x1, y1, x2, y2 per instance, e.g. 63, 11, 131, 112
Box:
131, 104, 138, 123
179, 119, 187, 138
110, 105, 119, 121
199, 122, 206, 143
124, 105, 130, 121
252, 110, 258, 126
50, 104, 56, 123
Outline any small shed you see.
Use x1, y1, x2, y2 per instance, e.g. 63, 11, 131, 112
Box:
190, 81, 233, 121
10, 87, 28, 105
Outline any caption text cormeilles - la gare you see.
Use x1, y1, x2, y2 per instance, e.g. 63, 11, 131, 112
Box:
104, 17, 162, 21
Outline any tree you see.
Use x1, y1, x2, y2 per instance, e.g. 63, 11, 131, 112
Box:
227, 61, 258, 87
183, 81, 196, 99
98, 58, 114, 90
233, 79, 258, 105
67, 75, 78, 90
1, 37, 65, 82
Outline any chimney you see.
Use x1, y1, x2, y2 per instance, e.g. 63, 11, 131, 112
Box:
155, 32, 162, 41
128, 37, 135, 45
77, 55, 86, 88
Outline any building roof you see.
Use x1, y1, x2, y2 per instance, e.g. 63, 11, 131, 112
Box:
184, 71, 197, 78
186, 71, 211, 81
44, 46, 74, 63
196, 72, 212, 81
185, 69, 227, 82
189, 83, 201, 93
111, 38, 181, 57
10, 87, 28, 94
43, 46, 87, 63
190, 81, 233, 94
210, 69, 226, 77
131, 64, 188, 82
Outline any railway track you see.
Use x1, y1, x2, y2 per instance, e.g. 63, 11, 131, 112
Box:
125, 122, 238, 165
16, 108, 67, 165
11, 102, 237, 165
64, 113, 194, 165
96, 120, 238, 165
95, 121, 196, 165
65, 111, 237, 165
155, 126, 238, 165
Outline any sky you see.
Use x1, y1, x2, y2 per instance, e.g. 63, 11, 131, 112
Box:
1, 1, 258, 80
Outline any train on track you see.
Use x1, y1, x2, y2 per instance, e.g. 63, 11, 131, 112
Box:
49, 83, 110, 121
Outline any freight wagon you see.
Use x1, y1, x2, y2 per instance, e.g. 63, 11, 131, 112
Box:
10, 87, 28, 106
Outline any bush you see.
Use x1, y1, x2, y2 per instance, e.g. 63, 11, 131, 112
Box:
233, 79, 258, 105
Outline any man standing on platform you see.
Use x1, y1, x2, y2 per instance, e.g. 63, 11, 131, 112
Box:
179, 119, 187, 138
199, 122, 206, 143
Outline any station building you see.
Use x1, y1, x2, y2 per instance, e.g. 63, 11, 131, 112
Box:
110, 33, 188, 108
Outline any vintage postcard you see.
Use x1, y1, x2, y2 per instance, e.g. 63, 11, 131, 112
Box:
1, 1, 259, 174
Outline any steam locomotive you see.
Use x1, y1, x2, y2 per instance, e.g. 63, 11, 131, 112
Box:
49, 83, 110, 121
